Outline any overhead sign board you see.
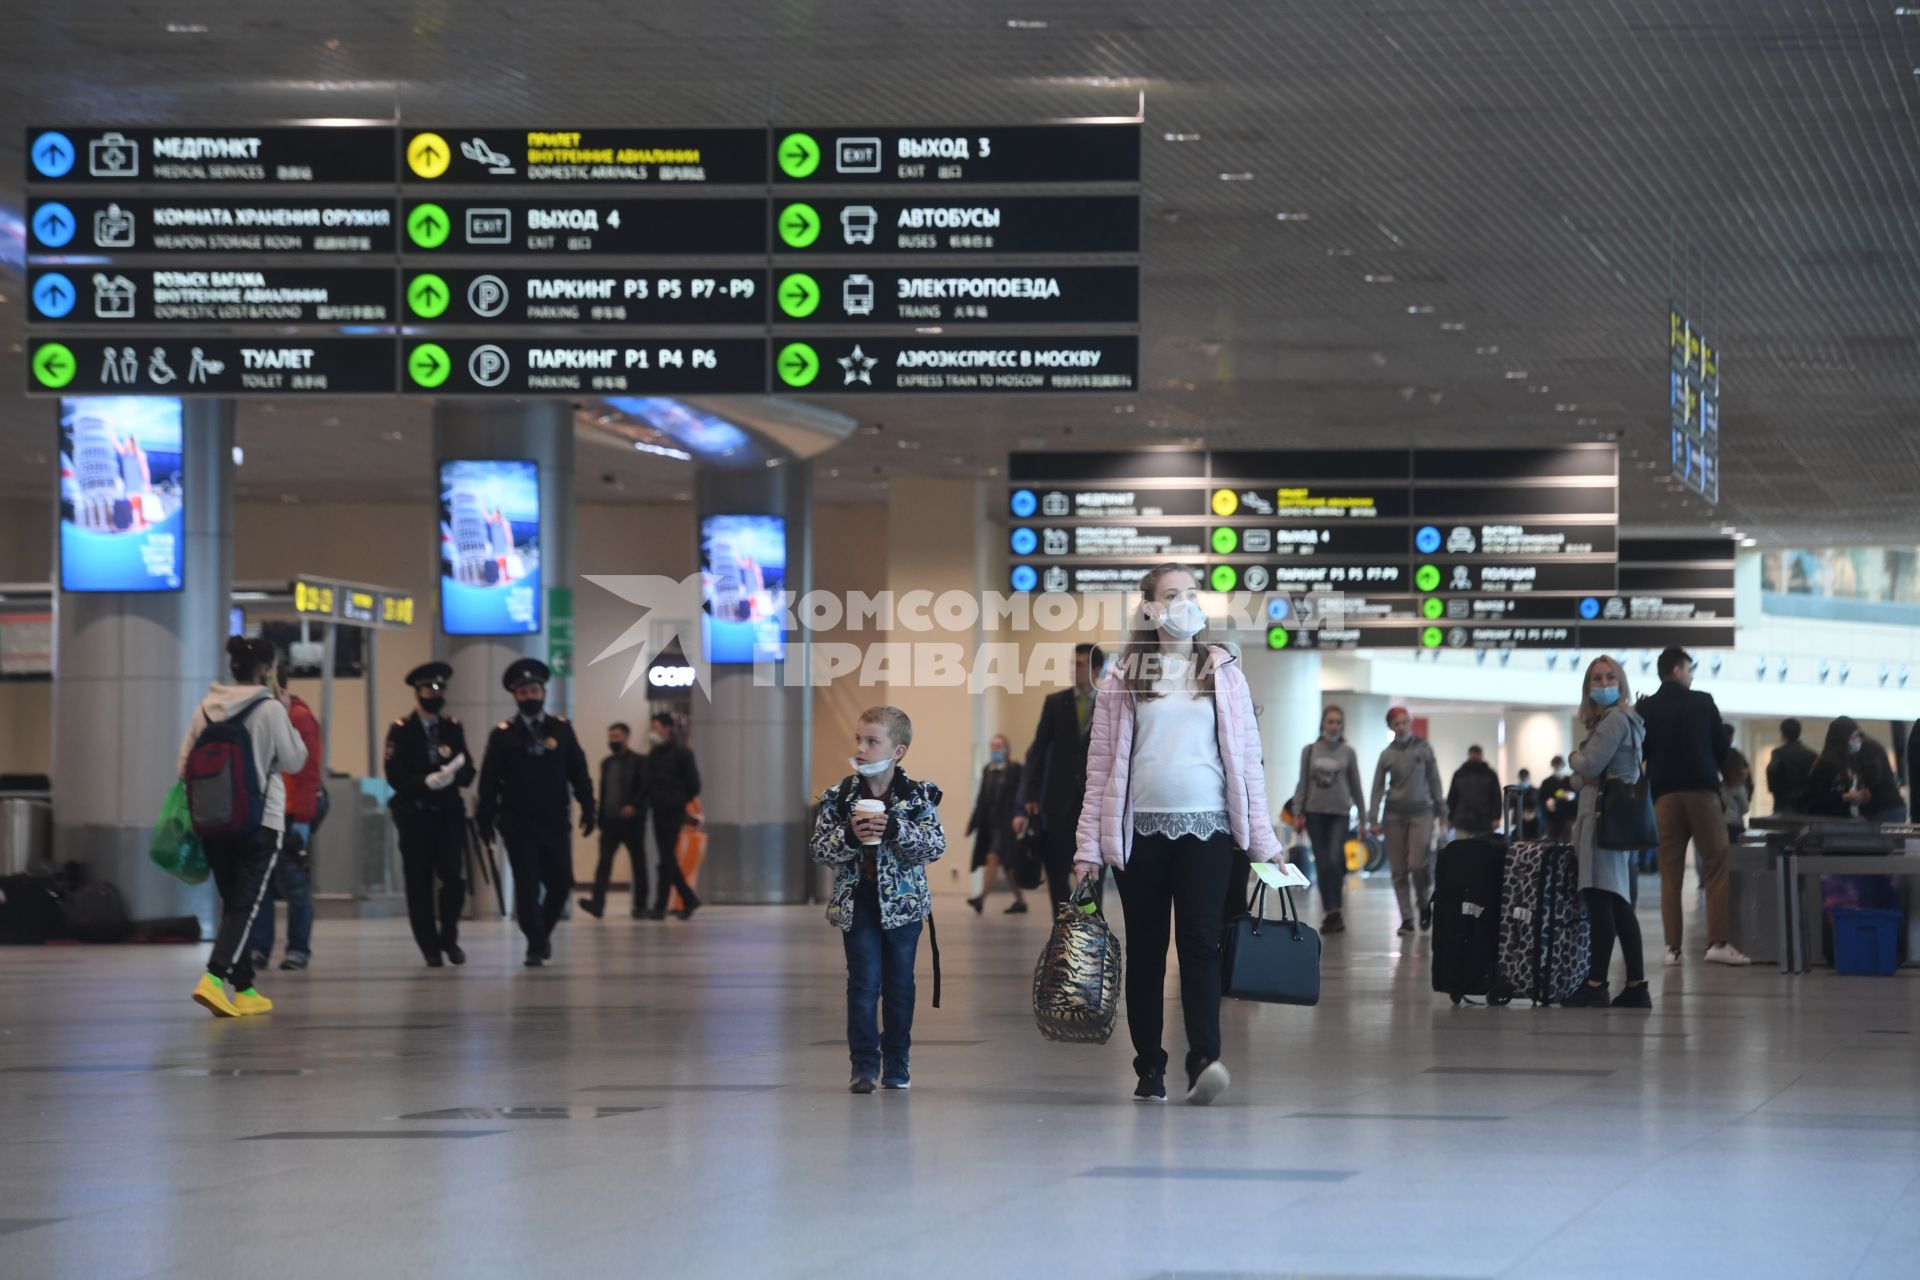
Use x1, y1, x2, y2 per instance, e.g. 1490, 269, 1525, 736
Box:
402, 267, 763, 325
27, 125, 396, 184
402, 127, 769, 184
402, 337, 767, 396
770, 195, 1138, 254
31, 337, 396, 395
400, 198, 765, 255
30, 266, 394, 325
771, 265, 1138, 325
28, 196, 395, 255
773, 335, 1138, 394
771, 124, 1140, 184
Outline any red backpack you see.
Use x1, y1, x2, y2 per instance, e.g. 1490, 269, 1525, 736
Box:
185, 698, 268, 838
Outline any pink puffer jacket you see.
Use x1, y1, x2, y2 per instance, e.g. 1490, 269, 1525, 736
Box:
1074, 645, 1283, 868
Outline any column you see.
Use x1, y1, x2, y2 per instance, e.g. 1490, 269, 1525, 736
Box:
1239, 644, 1325, 818
694, 459, 812, 903
53, 400, 234, 930
431, 402, 575, 734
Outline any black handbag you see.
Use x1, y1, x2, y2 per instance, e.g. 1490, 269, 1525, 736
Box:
1009, 816, 1047, 891
1221, 880, 1321, 1006
1593, 717, 1658, 850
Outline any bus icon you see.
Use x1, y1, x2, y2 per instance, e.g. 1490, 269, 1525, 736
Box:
840, 205, 878, 245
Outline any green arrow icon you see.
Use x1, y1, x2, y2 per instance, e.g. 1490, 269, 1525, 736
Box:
1415, 564, 1442, 593
778, 132, 821, 179
776, 342, 820, 388
777, 272, 821, 319
1210, 527, 1238, 555
31, 342, 75, 389
1210, 566, 1238, 593
1422, 596, 1445, 620
1421, 626, 1444, 649
1267, 626, 1290, 651
408, 342, 451, 389
407, 273, 450, 319
777, 202, 822, 249
407, 203, 450, 250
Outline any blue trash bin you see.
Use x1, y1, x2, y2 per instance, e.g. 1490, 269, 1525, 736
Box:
1832, 908, 1901, 976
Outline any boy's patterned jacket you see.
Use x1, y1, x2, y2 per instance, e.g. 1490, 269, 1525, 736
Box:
809, 768, 946, 931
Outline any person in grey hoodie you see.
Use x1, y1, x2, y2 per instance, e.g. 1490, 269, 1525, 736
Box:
1367, 705, 1446, 936
176, 636, 309, 1019
1292, 705, 1366, 935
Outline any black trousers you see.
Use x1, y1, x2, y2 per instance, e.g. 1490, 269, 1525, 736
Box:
502, 821, 572, 951
1041, 814, 1081, 908
1583, 887, 1646, 985
1114, 829, 1236, 1082
589, 820, 648, 913
205, 826, 281, 992
650, 808, 696, 912
395, 807, 466, 959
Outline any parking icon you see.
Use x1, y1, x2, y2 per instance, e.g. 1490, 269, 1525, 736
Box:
835, 137, 882, 174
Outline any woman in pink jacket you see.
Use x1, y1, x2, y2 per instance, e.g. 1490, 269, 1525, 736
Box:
1074, 563, 1284, 1105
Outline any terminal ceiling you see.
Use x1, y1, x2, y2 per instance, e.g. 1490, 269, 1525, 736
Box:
0, 1, 1915, 545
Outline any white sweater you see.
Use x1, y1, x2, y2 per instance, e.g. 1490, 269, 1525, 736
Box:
176, 684, 308, 833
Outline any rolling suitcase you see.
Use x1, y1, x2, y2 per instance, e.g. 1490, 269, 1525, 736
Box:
1493, 786, 1590, 1005
1430, 833, 1506, 1004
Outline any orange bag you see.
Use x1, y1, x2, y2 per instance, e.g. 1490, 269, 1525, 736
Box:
669, 800, 706, 912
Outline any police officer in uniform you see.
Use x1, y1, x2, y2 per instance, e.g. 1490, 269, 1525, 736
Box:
475, 659, 595, 966
385, 662, 475, 967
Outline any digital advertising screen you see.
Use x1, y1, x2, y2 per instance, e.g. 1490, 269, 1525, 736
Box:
701, 514, 785, 663
438, 459, 541, 635
58, 396, 185, 593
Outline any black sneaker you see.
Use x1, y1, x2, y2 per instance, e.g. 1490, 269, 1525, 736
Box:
1611, 982, 1653, 1009
577, 897, 604, 919
647, 908, 667, 921
1321, 910, 1346, 936
278, 953, 308, 972
1397, 918, 1414, 936
424, 953, 445, 968
1419, 900, 1434, 931
1133, 1074, 1167, 1103
966, 896, 984, 915
249, 951, 270, 973
1005, 900, 1029, 915
849, 1077, 877, 1095
443, 942, 466, 967
523, 954, 543, 968
1563, 983, 1610, 1008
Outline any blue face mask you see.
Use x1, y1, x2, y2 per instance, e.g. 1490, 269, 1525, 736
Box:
990, 750, 1006, 763
1591, 686, 1621, 708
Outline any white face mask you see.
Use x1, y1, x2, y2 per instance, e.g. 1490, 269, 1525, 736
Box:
1155, 598, 1207, 640
850, 754, 895, 778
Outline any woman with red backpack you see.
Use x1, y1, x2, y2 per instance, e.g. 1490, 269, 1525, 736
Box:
175, 636, 308, 1018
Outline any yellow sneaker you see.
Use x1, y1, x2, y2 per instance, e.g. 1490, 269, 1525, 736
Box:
192, 974, 241, 1018
232, 988, 274, 1017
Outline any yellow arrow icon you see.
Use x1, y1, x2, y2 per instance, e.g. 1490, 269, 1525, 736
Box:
407, 132, 451, 179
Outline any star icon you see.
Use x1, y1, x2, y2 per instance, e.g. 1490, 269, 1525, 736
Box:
837, 343, 878, 386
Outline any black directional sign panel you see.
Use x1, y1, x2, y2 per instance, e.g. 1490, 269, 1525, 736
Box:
29, 266, 394, 325
28, 197, 396, 255
771, 125, 1140, 184
400, 198, 765, 255
773, 335, 1138, 394
770, 266, 1138, 325
401, 267, 764, 325
400, 337, 768, 396
401, 127, 769, 184
26, 126, 396, 184
770, 196, 1138, 254
29, 337, 396, 395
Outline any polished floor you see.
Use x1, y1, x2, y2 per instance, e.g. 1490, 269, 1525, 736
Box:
3, 871, 1917, 1280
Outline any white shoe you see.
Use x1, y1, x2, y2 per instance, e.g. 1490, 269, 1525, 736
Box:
1662, 947, 1684, 967
1186, 1060, 1231, 1106
1705, 943, 1752, 967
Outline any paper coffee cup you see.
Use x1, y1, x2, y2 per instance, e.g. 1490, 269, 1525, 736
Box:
854, 798, 886, 846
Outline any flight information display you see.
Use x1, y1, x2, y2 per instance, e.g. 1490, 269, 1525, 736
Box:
1005, 447, 1662, 650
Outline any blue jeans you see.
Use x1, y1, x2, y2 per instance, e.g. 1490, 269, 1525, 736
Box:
1304, 812, 1349, 912
247, 852, 314, 961
842, 880, 922, 1082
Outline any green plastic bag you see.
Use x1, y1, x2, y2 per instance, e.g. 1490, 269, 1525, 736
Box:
150, 781, 209, 885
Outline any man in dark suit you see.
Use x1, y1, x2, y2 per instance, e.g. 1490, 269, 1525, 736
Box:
1765, 718, 1817, 816
643, 712, 703, 920
1016, 643, 1102, 907
384, 661, 476, 968
475, 658, 595, 966
579, 721, 649, 919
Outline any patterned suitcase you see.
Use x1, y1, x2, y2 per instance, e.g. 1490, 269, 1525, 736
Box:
1491, 786, 1590, 1006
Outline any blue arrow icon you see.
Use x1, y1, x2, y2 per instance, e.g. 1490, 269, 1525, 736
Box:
1579, 597, 1601, 620
1010, 528, 1038, 555
1010, 565, 1038, 592
31, 202, 75, 248
31, 132, 75, 179
1416, 525, 1442, 554
1010, 489, 1037, 518
1267, 598, 1290, 622
31, 272, 76, 318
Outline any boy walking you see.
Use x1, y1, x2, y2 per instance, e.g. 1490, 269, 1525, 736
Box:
809, 707, 946, 1094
